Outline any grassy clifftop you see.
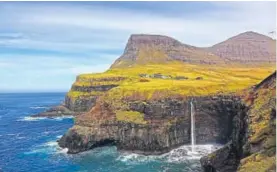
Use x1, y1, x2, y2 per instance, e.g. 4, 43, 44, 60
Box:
67, 62, 275, 102
66, 32, 275, 102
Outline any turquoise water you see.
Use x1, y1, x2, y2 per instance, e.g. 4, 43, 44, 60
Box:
0, 93, 219, 172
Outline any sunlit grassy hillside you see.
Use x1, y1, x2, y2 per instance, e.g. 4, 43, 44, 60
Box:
67, 62, 275, 101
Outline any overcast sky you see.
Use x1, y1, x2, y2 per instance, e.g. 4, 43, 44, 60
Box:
0, 1, 275, 92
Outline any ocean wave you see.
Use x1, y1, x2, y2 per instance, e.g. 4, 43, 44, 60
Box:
24, 140, 67, 155
163, 144, 222, 163
17, 115, 73, 122
117, 153, 159, 164
117, 144, 222, 164
6, 133, 16, 136
56, 135, 63, 139
43, 141, 58, 147
52, 116, 74, 121
17, 116, 47, 121
30, 106, 47, 109
57, 147, 68, 154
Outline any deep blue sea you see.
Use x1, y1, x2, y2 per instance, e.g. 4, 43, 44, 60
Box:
0, 93, 219, 172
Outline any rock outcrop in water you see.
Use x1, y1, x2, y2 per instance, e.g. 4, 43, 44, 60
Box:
32, 105, 76, 117
201, 71, 276, 172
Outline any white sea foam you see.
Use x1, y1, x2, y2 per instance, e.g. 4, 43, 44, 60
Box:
57, 148, 68, 154
17, 115, 73, 122
163, 144, 221, 163
56, 135, 63, 139
117, 152, 160, 165
7, 133, 16, 136
30, 106, 47, 109
25, 140, 67, 155
44, 141, 58, 147
52, 115, 74, 121
17, 116, 47, 121
117, 144, 222, 164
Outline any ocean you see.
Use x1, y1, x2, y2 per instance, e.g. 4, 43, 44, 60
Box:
0, 93, 219, 172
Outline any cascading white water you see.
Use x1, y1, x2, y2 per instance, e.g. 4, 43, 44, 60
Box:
190, 101, 196, 152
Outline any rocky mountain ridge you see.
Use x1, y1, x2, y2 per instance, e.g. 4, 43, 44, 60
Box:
111, 31, 276, 68
209, 31, 276, 63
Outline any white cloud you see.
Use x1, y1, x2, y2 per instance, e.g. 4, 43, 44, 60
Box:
0, 2, 275, 91
0, 2, 275, 49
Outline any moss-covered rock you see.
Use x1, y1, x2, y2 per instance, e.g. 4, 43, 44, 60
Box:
201, 71, 276, 172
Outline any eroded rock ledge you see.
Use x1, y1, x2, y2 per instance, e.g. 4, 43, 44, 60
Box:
58, 95, 245, 155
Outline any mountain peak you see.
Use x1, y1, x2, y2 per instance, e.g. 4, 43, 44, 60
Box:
110, 31, 275, 69
111, 34, 222, 68
209, 31, 276, 63
227, 31, 273, 41
124, 34, 183, 52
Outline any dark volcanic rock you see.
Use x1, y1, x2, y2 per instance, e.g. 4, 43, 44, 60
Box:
116, 120, 189, 155
64, 84, 119, 112
201, 71, 276, 172
129, 96, 242, 144
32, 105, 76, 118
65, 95, 97, 112
200, 102, 248, 171
201, 142, 239, 172
59, 95, 244, 155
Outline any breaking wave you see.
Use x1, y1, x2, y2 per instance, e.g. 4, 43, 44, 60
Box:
117, 144, 222, 164
17, 115, 73, 121
24, 140, 67, 155
30, 106, 47, 109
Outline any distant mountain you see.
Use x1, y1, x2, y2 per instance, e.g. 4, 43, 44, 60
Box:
111, 34, 223, 68
208, 31, 276, 63
111, 31, 275, 68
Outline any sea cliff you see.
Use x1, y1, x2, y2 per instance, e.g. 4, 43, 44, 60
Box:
34, 31, 275, 171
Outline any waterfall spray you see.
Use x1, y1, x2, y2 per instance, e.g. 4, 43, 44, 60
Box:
190, 101, 196, 152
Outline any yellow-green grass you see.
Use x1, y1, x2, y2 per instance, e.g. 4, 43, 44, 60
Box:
67, 91, 104, 99
68, 62, 275, 101
115, 110, 147, 124
238, 153, 276, 172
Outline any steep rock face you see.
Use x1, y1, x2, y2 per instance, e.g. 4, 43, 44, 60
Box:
209, 31, 276, 63
58, 95, 244, 155
201, 71, 276, 172
111, 34, 224, 68
64, 75, 122, 112
65, 84, 118, 112
129, 96, 243, 144
64, 95, 98, 112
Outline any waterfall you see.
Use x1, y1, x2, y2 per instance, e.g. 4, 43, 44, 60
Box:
190, 101, 196, 152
